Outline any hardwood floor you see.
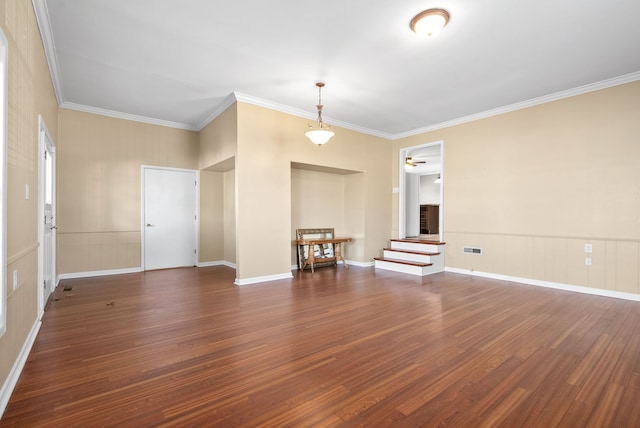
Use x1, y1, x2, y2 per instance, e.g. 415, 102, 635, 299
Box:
2, 266, 640, 427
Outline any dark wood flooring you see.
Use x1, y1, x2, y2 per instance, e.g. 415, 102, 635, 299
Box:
2, 266, 640, 427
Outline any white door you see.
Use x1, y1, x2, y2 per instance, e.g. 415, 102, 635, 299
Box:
143, 167, 197, 270
38, 117, 56, 317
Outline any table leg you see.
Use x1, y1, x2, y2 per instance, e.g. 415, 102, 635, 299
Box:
308, 244, 315, 273
336, 242, 348, 269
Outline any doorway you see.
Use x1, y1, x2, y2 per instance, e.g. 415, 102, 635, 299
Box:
37, 116, 56, 318
142, 166, 198, 270
399, 141, 443, 240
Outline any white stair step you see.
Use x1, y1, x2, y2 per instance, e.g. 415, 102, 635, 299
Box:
374, 257, 442, 276
383, 248, 438, 264
390, 239, 445, 253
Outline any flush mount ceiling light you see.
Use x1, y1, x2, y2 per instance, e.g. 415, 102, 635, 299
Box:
305, 82, 335, 146
410, 8, 450, 37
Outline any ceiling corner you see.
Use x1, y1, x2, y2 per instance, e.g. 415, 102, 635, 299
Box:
32, 0, 64, 106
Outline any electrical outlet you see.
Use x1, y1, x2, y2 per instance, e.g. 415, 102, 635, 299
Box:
13, 270, 18, 289
25, 184, 30, 200
585, 243, 592, 253
585, 257, 592, 266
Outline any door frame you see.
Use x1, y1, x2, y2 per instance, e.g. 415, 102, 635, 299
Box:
399, 140, 444, 240
0, 27, 7, 337
140, 165, 200, 270
37, 115, 56, 318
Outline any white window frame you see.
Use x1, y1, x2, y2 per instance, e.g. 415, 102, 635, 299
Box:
0, 28, 8, 337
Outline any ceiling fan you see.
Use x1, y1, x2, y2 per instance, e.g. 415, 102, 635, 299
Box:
405, 156, 427, 167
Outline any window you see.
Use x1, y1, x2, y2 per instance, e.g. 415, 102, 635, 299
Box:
0, 28, 8, 337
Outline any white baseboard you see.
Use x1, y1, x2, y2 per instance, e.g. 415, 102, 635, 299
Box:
445, 267, 640, 302
0, 319, 42, 417
290, 260, 375, 270
59, 263, 237, 281
347, 260, 375, 268
58, 267, 143, 280
197, 261, 236, 269
235, 272, 293, 286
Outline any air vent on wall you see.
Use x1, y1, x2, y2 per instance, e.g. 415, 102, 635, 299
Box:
463, 246, 482, 255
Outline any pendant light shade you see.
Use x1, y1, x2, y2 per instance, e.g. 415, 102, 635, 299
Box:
305, 128, 335, 146
305, 82, 334, 146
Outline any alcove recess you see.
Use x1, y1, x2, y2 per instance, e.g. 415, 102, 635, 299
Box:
199, 156, 236, 266
290, 162, 364, 267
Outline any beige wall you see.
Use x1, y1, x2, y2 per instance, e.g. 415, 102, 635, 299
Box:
223, 170, 236, 264
198, 168, 236, 265
1, 0, 59, 400
198, 105, 237, 266
343, 173, 365, 261
236, 102, 391, 280
291, 169, 346, 237
198, 171, 224, 262
291, 168, 345, 266
57, 109, 199, 274
198, 104, 237, 170
393, 81, 640, 295
290, 168, 366, 265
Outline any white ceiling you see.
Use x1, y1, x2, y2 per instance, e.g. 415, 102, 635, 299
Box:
35, 0, 640, 138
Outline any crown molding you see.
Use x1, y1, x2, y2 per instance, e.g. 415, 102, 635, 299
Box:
232, 92, 394, 139
193, 93, 237, 131
32, 0, 64, 105
60, 102, 197, 131
29, 2, 640, 140
392, 71, 640, 140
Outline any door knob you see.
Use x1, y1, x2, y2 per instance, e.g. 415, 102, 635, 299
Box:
146, 224, 154, 227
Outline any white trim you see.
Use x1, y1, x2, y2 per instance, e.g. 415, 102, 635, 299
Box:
232, 92, 393, 139
36, 116, 56, 320
32, 0, 64, 105
61, 102, 196, 131
56, 70, 640, 137
399, 140, 443, 240
0, 319, 42, 416
27, 5, 640, 141
58, 267, 143, 280
445, 267, 640, 302
291, 260, 374, 270
234, 272, 293, 286
399, 148, 406, 239
197, 261, 236, 269
346, 260, 375, 268
29, 2, 640, 140
393, 71, 640, 140
193, 93, 238, 131
0, 27, 7, 338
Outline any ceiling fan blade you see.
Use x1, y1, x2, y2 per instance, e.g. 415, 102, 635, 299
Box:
405, 156, 427, 166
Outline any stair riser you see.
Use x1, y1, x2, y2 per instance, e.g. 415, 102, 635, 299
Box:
391, 241, 442, 252
383, 250, 433, 264
374, 260, 444, 276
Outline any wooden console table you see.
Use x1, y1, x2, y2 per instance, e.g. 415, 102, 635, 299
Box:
296, 237, 352, 273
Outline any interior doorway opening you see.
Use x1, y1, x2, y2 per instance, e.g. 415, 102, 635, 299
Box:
399, 141, 443, 241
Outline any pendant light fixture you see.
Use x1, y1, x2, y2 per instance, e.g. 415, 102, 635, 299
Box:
305, 82, 334, 146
